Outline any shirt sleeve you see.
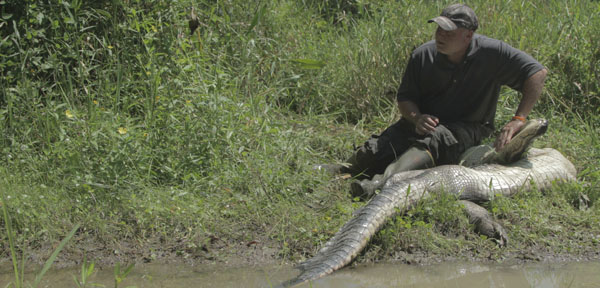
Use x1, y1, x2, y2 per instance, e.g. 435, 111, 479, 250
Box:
396, 53, 421, 103
494, 41, 544, 91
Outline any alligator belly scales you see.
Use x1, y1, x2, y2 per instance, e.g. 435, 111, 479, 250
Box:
281, 147, 576, 287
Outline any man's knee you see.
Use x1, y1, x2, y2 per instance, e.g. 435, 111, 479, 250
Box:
428, 123, 484, 165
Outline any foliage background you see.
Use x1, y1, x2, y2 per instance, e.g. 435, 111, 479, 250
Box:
1, 0, 599, 265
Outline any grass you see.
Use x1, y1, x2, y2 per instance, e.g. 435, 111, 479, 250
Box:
0, 0, 599, 278
2, 194, 79, 288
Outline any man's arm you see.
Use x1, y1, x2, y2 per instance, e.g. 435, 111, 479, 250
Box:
398, 100, 439, 135
494, 68, 548, 150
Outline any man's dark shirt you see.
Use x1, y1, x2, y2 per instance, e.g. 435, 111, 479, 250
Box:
396, 34, 544, 132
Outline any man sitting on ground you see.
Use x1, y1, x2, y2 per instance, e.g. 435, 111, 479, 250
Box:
316, 4, 548, 199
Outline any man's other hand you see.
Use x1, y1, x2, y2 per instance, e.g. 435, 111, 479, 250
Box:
494, 119, 525, 151
415, 114, 439, 135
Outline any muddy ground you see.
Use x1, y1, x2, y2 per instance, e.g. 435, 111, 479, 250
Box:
3, 233, 599, 272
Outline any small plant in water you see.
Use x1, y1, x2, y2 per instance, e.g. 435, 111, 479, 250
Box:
73, 256, 103, 288
113, 262, 136, 288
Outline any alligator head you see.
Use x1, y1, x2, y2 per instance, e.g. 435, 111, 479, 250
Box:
495, 118, 549, 164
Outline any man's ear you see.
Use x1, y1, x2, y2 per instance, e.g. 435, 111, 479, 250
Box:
463, 29, 474, 43
466, 30, 474, 39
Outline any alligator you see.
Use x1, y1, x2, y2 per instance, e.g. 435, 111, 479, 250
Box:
278, 119, 577, 287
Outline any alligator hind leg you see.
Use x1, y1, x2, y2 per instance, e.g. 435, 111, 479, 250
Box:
459, 200, 508, 247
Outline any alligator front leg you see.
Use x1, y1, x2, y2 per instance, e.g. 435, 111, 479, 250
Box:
459, 200, 508, 247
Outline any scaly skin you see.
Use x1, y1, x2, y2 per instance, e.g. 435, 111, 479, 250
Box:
281, 148, 576, 287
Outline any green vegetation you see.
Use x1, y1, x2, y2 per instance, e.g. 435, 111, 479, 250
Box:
1, 0, 599, 275
2, 198, 79, 288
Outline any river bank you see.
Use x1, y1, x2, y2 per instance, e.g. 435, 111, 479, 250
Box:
2, 249, 600, 287
1, 1, 599, 285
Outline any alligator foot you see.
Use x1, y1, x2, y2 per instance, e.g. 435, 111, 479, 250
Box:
350, 178, 381, 200
460, 200, 508, 247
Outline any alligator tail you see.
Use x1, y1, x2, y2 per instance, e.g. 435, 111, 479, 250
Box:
279, 180, 424, 287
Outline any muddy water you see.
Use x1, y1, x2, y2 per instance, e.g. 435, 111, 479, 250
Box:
1, 261, 599, 287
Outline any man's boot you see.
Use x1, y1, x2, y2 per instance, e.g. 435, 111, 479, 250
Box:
350, 147, 434, 199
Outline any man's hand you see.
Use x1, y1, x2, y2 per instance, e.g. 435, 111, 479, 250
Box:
397, 100, 439, 135
495, 69, 547, 151
415, 114, 439, 135
494, 119, 525, 151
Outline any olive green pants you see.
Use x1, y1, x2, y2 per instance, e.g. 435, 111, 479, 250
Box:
349, 118, 493, 179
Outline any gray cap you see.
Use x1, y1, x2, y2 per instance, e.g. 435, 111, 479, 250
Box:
428, 4, 478, 31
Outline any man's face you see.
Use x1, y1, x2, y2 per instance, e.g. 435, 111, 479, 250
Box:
435, 27, 473, 56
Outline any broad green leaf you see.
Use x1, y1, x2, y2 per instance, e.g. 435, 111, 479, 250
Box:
290, 59, 326, 69
34, 223, 81, 287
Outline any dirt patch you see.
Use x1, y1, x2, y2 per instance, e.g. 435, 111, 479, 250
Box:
0, 235, 286, 270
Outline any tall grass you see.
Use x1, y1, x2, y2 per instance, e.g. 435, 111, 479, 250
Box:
0, 0, 598, 268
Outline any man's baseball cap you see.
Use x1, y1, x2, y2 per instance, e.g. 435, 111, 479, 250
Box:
428, 4, 478, 31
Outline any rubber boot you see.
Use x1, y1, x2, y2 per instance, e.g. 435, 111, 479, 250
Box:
350, 147, 434, 199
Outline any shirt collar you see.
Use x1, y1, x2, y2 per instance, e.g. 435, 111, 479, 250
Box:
465, 33, 481, 59
435, 33, 480, 67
